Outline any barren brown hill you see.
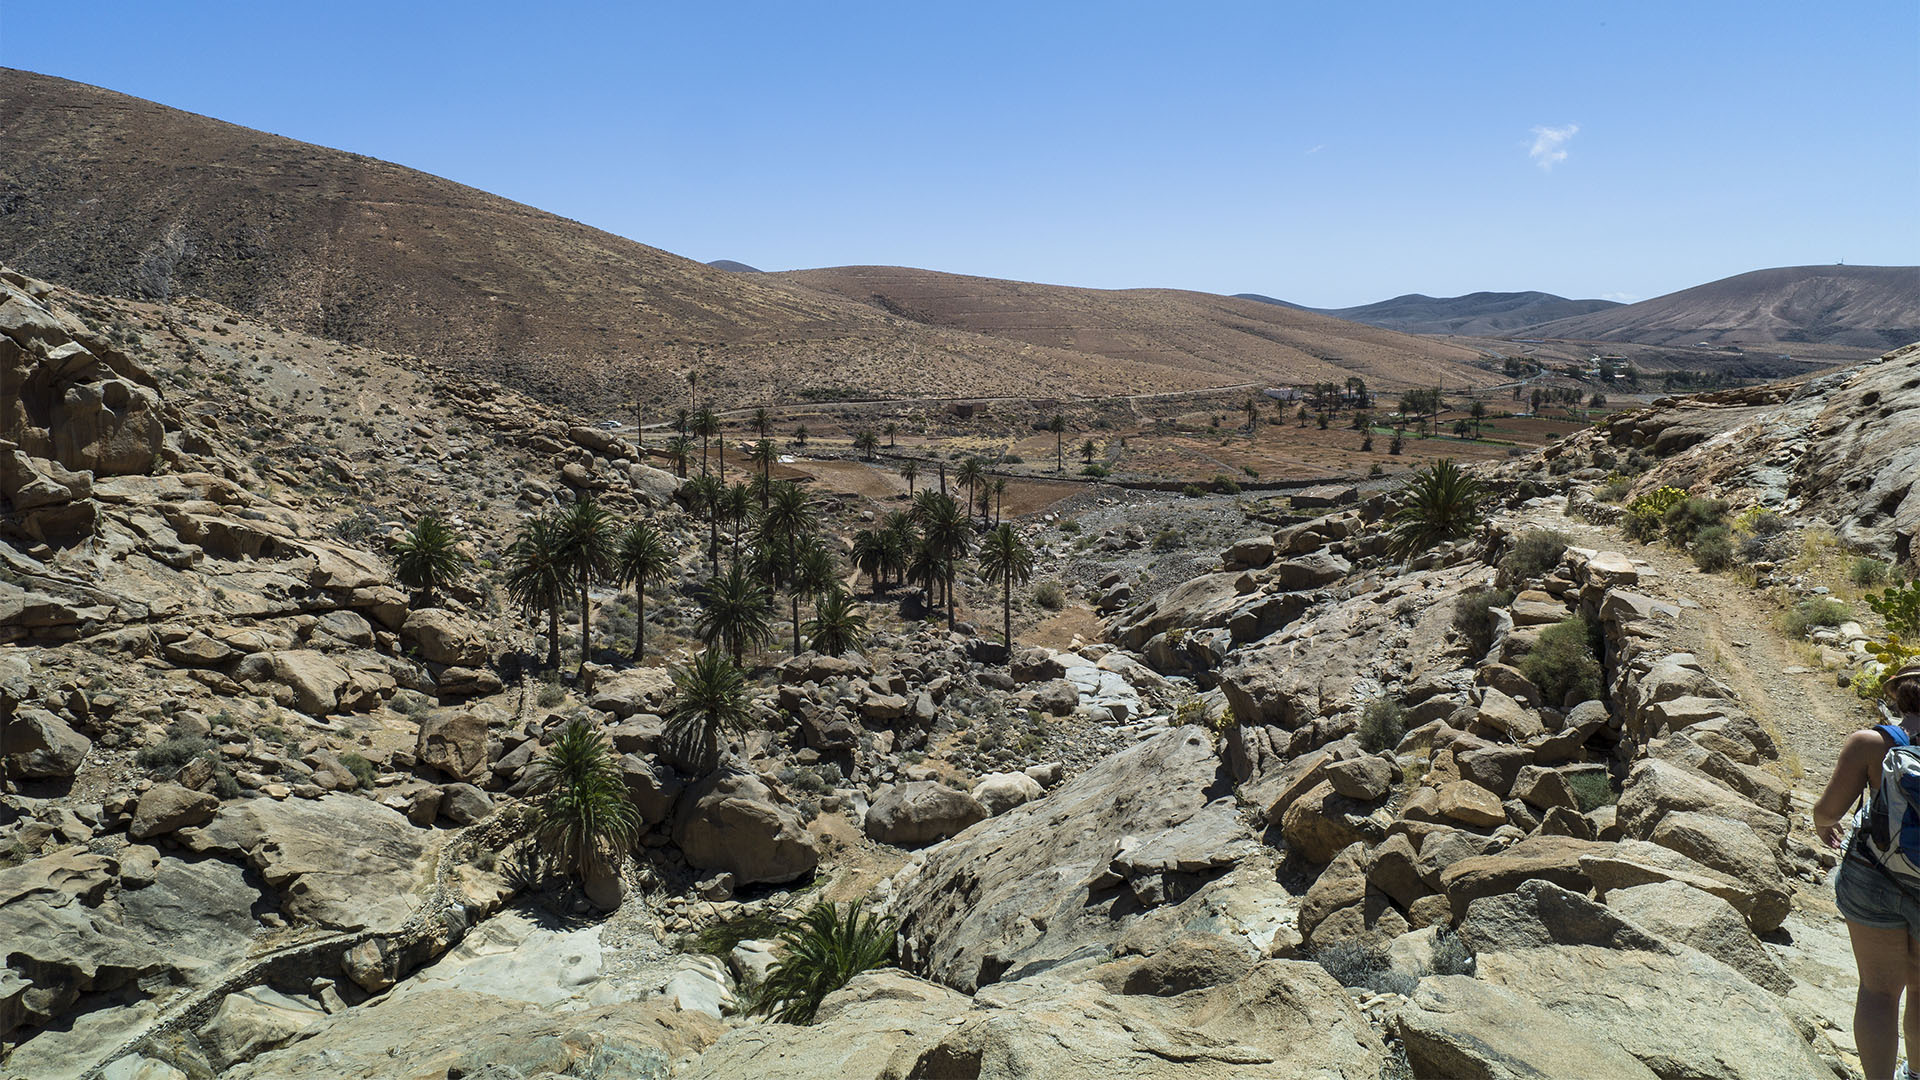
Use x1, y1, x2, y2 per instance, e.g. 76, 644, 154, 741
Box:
0, 69, 1495, 413
774, 265, 1500, 392
1517, 264, 1920, 350
1236, 289, 1622, 337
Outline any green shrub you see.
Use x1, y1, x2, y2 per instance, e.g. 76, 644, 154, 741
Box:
1314, 940, 1415, 996
136, 726, 214, 772
1452, 587, 1513, 656
1080, 464, 1110, 478
1783, 597, 1851, 637
1627, 485, 1687, 519
1059, 519, 1081, 534
536, 682, 567, 708
1358, 700, 1406, 753
1734, 506, 1786, 536
339, 752, 377, 790
1521, 617, 1602, 706
1621, 507, 1664, 543
1852, 557, 1895, 588
1691, 525, 1735, 571
1595, 475, 1632, 502
1867, 580, 1920, 637
1661, 497, 1728, 544
1180, 484, 1207, 498
1031, 580, 1066, 610
1563, 767, 1617, 812
1152, 529, 1185, 552
1429, 929, 1475, 976
1500, 529, 1569, 584
1210, 474, 1242, 495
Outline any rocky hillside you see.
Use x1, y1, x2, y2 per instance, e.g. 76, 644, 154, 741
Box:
1236, 289, 1623, 337
0, 69, 1496, 412
5, 262, 1916, 1078
1519, 264, 1920, 351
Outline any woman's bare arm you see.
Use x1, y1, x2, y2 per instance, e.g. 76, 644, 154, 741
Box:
1814, 728, 1891, 848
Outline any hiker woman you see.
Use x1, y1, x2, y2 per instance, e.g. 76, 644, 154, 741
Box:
1815, 661, 1920, 1080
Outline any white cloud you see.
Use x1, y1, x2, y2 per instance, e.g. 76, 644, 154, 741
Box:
1528, 124, 1579, 170
1305, 144, 1325, 155
1600, 291, 1639, 303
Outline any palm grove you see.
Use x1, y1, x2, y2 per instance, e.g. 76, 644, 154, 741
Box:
383, 439, 1048, 1015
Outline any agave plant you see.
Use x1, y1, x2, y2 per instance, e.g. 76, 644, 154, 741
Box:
752, 901, 896, 1024
530, 719, 638, 881
1387, 458, 1485, 558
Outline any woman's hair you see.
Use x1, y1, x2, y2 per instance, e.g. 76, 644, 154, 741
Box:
1897, 677, 1920, 715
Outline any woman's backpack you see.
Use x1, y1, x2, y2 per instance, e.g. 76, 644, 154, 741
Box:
1860, 724, 1920, 888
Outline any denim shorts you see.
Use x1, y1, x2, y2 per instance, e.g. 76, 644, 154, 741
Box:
1836, 855, 1920, 937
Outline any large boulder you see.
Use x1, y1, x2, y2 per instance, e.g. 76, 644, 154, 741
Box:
399, 608, 489, 668
672, 768, 820, 885
414, 710, 489, 783
2, 707, 91, 778
677, 969, 970, 1080
1604, 880, 1793, 994
865, 782, 988, 846
971, 771, 1045, 816
197, 986, 328, 1070
889, 727, 1253, 992
1459, 881, 1836, 1080
129, 783, 219, 839
1392, 974, 1661, 1080
178, 794, 429, 930
1648, 810, 1793, 931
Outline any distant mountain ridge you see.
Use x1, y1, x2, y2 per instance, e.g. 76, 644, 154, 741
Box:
708, 259, 762, 273
1514, 265, 1920, 350
1234, 290, 1621, 336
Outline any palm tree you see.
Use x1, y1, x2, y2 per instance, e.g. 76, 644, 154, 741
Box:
1470, 399, 1487, 438
391, 512, 469, 606
853, 431, 878, 461
906, 534, 942, 610
614, 519, 674, 661
956, 458, 986, 526
692, 407, 720, 478
762, 481, 813, 584
1048, 414, 1066, 474
752, 901, 896, 1024
556, 496, 617, 671
979, 524, 1035, 659
883, 421, 899, 448
851, 529, 888, 594
916, 491, 971, 630
664, 648, 751, 775
696, 560, 776, 663
753, 407, 771, 438
505, 514, 568, 670
991, 477, 1008, 526
772, 539, 838, 656
723, 482, 755, 566
748, 438, 778, 507
530, 719, 638, 883
804, 588, 868, 656
1387, 458, 1486, 559
899, 459, 918, 498
792, 424, 809, 451
683, 473, 725, 575
1080, 439, 1096, 465
675, 407, 691, 438
665, 435, 692, 478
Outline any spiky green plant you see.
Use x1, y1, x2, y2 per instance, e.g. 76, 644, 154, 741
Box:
752, 901, 896, 1024
530, 719, 638, 881
804, 588, 869, 656
664, 648, 751, 774
1387, 458, 1485, 559
390, 513, 470, 604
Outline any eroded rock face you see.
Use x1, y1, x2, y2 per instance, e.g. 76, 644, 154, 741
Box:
671, 767, 820, 886
2, 707, 91, 777
177, 794, 429, 930
889, 726, 1249, 993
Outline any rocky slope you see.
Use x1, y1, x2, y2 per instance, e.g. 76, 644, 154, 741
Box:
5, 263, 1917, 1078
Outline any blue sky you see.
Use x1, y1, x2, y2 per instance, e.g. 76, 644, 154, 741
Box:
5, 1, 1915, 306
